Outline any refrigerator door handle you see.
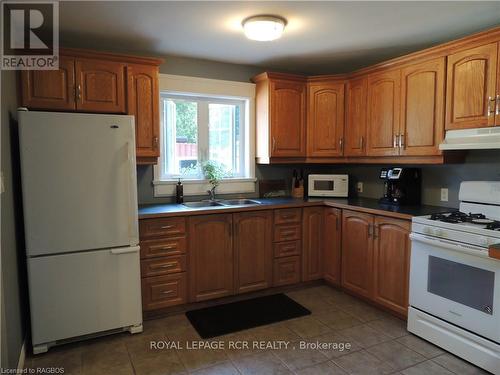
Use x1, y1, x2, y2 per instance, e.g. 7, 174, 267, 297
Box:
126, 141, 139, 245
110, 246, 140, 255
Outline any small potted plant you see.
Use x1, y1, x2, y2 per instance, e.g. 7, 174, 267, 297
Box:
201, 160, 228, 201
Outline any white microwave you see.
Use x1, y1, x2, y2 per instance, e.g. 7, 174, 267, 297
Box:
308, 174, 349, 197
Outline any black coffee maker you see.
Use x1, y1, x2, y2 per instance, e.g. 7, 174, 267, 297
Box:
379, 167, 421, 205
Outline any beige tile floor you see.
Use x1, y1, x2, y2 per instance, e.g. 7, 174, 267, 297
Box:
25, 285, 490, 375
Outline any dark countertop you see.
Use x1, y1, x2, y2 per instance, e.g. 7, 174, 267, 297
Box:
138, 197, 452, 220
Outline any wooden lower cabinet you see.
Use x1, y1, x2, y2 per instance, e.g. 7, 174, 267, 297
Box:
273, 256, 301, 286
188, 214, 233, 302
341, 210, 374, 298
233, 211, 273, 294
302, 207, 324, 281
373, 216, 411, 316
141, 273, 187, 311
323, 208, 342, 286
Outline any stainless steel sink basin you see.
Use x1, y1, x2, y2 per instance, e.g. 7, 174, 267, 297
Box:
220, 199, 262, 206
182, 201, 224, 208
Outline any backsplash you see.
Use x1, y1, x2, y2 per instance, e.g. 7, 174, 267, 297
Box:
137, 150, 500, 208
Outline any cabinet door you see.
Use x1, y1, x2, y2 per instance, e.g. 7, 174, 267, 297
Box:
373, 216, 411, 316
323, 208, 341, 286
234, 211, 273, 294
401, 58, 445, 156
21, 56, 76, 110
345, 77, 368, 156
127, 64, 160, 160
307, 81, 345, 157
341, 210, 374, 298
75, 59, 126, 113
446, 43, 498, 130
270, 80, 306, 157
366, 70, 401, 156
302, 207, 324, 281
188, 214, 233, 302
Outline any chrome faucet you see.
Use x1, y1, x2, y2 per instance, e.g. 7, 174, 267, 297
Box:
207, 186, 216, 201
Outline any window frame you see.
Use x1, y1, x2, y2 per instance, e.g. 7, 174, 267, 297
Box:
159, 93, 247, 180
153, 74, 256, 198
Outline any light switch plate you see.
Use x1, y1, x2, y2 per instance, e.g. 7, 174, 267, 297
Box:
357, 182, 364, 193
440, 188, 448, 202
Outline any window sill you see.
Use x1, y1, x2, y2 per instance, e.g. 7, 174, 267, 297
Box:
153, 178, 257, 197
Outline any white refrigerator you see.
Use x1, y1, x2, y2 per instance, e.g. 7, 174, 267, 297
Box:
18, 110, 143, 354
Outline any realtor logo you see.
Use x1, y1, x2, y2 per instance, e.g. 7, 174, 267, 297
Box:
1, 1, 59, 70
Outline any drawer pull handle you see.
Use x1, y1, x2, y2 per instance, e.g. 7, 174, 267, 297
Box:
281, 230, 296, 236
152, 263, 177, 269
160, 225, 174, 229
161, 290, 174, 295
151, 245, 174, 251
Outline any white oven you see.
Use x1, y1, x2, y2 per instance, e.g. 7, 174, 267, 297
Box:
308, 174, 348, 197
409, 232, 500, 343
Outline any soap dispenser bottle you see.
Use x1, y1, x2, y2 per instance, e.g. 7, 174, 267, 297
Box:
176, 178, 184, 203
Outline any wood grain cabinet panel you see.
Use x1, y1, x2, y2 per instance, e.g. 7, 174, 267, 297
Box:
140, 237, 186, 259
75, 59, 126, 113
345, 77, 368, 156
188, 214, 233, 302
21, 57, 76, 110
323, 208, 342, 286
372, 217, 411, 316
142, 273, 187, 311
270, 79, 307, 157
274, 208, 302, 225
233, 211, 273, 294
127, 64, 160, 160
307, 81, 345, 157
341, 210, 374, 298
446, 43, 498, 130
273, 256, 301, 286
302, 207, 324, 281
401, 58, 446, 156
139, 217, 186, 238
274, 240, 301, 258
274, 224, 301, 242
366, 70, 401, 156
141, 255, 187, 278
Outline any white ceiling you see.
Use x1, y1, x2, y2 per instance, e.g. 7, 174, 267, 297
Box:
59, 1, 500, 74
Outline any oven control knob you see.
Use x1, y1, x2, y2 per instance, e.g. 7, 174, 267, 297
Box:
484, 306, 492, 314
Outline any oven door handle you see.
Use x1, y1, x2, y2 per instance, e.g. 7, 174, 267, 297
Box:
410, 233, 489, 258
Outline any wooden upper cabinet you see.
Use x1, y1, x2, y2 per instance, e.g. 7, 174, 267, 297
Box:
127, 64, 160, 160
233, 211, 273, 294
323, 207, 342, 286
341, 210, 374, 298
271, 79, 306, 157
75, 59, 126, 113
21, 56, 76, 110
372, 217, 411, 317
307, 81, 345, 157
253, 73, 306, 161
302, 207, 324, 281
366, 70, 401, 156
345, 77, 368, 156
188, 214, 233, 302
446, 43, 498, 130
400, 58, 446, 156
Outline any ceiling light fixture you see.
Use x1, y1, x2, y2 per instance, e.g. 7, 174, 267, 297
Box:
242, 15, 287, 42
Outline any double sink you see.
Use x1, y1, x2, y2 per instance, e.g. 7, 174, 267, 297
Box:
182, 199, 262, 208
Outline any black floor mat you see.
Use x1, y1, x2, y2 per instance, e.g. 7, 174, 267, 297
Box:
185, 293, 311, 339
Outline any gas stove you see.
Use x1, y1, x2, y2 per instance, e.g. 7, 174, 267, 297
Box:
412, 182, 500, 249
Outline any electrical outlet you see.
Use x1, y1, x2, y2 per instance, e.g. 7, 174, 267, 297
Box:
357, 182, 364, 193
440, 188, 448, 202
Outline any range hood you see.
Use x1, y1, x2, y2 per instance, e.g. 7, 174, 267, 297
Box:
439, 127, 500, 150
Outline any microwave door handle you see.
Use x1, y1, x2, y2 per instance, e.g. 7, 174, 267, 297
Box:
410, 233, 487, 258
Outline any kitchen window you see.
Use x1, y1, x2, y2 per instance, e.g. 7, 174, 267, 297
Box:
153, 74, 256, 197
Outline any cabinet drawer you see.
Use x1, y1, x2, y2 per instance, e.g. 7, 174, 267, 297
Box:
139, 217, 186, 238
273, 256, 301, 286
142, 273, 187, 311
274, 224, 301, 242
274, 208, 302, 224
140, 237, 186, 259
274, 240, 301, 258
141, 255, 187, 277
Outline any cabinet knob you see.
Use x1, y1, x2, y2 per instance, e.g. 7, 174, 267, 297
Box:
76, 84, 82, 101
339, 137, 344, 153
393, 134, 398, 149
153, 136, 159, 148
487, 96, 496, 116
